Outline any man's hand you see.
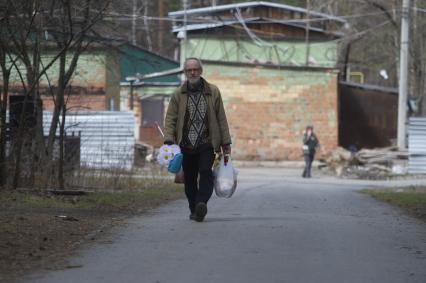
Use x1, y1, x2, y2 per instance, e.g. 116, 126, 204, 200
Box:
222, 144, 231, 154
222, 144, 231, 165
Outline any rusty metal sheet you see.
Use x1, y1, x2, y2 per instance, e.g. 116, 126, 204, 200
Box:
338, 82, 398, 150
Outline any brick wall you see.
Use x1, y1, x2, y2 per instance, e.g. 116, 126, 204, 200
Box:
39, 50, 114, 112
203, 63, 339, 161
42, 94, 106, 111
139, 127, 163, 147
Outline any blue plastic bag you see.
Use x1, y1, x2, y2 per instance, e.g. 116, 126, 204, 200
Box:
168, 153, 183, 173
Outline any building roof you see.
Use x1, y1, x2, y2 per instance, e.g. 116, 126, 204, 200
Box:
122, 67, 183, 87
172, 17, 344, 37
118, 43, 180, 84
168, 1, 347, 23
201, 59, 339, 71
340, 81, 398, 94
55, 36, 180, 84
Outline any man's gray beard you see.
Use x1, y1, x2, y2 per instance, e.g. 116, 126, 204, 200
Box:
188, 77, 201, 85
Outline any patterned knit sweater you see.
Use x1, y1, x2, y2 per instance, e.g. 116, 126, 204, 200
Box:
181, 81, 209, 150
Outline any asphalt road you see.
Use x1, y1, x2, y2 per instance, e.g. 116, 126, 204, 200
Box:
23, 168, 426, 283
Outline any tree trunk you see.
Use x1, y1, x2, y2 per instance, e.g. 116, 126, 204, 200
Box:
58, 106, 66, 189
12, 90, 34, 190
0, 69, 10, 188
42, 51, 66, 189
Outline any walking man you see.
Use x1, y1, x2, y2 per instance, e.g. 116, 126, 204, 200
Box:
302, 125, 319, 178
164, 57, 232, 222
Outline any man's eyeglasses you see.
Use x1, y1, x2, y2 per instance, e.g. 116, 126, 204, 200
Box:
185, 68, 201, 73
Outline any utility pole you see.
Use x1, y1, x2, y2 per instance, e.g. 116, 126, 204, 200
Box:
182, 0, 188, 62
397, 0, 411, 149
158, 0, 164, 51
305, 0, 311, 66
132, 0, 137, 45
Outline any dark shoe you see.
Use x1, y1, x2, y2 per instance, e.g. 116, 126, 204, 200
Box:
189, 213, 196, 221
194, 202, 207, 222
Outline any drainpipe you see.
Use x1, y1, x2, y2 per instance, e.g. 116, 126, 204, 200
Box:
126, 77, 137, 110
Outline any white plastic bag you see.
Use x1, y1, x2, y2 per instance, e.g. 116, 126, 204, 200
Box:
213, 158, 238, 198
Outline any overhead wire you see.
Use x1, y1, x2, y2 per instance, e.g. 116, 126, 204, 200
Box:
99, 5, 408, 65
412, 6, 426, 13
100, 9, 401, 25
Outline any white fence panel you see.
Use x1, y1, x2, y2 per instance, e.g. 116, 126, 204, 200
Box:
43, 111, 135, 169
408, 117, 426, 174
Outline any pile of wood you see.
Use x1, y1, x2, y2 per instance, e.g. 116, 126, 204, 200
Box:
320, 146, 408, 177
320, 147, 354, 176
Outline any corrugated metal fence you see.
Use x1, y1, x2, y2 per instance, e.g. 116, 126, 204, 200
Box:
408, 117, 426, 174
43, 111, 135, 169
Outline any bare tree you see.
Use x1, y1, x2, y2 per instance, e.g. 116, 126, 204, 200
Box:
40, 0, 111, 189
0, 0, 111, 189
108, 0, 154, 49
312, 0, 426, 116
0, 12, 19, 187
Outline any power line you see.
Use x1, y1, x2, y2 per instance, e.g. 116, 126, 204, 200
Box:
412, 6, 426, 13
100, 9, 400, 25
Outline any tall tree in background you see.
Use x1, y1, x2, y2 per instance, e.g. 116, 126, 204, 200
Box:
107, 0, 172, 54
311, 0, 426, 115
100, 0, 426, 110
103, 0, 307, 58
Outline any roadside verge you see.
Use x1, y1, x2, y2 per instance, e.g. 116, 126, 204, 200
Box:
360, 186, 426, 222
0, 185, 184, 282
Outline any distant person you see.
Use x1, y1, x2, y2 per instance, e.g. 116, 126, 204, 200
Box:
163, 57, 232, 222
302, 125, 319, 178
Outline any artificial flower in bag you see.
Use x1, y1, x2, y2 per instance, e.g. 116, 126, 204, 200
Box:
157, 144, 181, 166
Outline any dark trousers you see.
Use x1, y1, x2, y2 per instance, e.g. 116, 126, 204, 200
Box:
182, 146, 215, 213
303, 154, 314, 178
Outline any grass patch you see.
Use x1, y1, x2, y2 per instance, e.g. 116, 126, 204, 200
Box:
66, 166, 171, 191
74, 187, 183, 210
0, 186, 184, 211
360, 186, 426, 221
360, 186, 426, 205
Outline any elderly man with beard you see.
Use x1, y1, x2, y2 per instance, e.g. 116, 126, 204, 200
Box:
164, 57, 232, 222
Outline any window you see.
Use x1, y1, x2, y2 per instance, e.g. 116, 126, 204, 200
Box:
141, 97, 164, 127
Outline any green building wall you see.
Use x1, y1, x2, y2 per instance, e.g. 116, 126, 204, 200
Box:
181, 37, 338, 67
